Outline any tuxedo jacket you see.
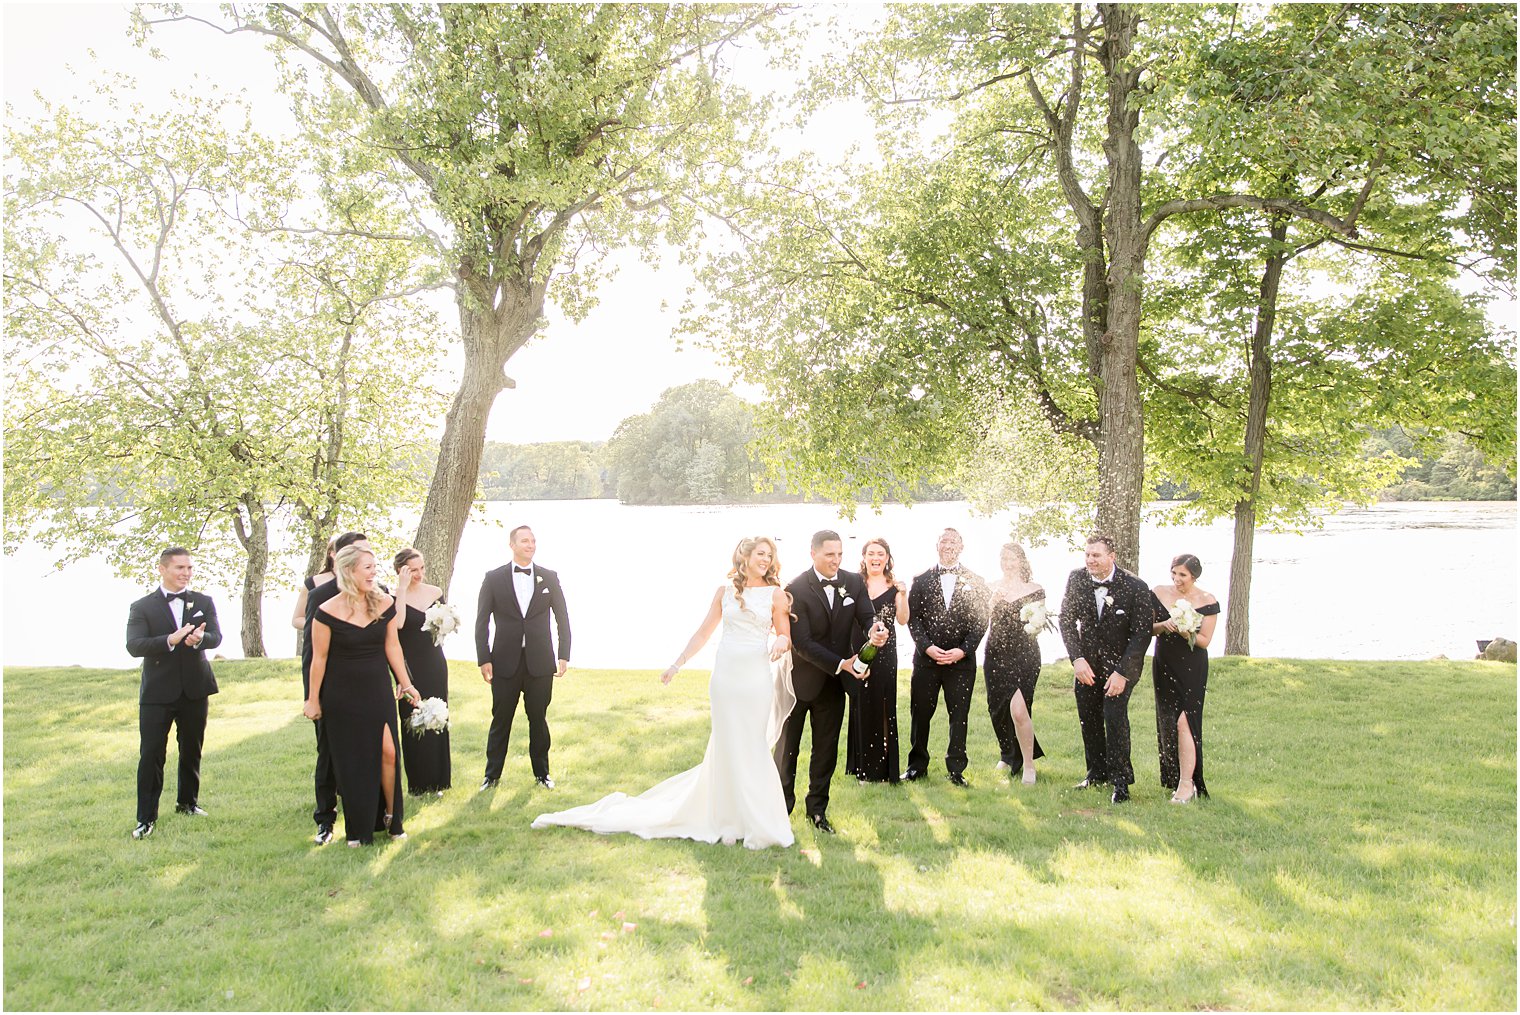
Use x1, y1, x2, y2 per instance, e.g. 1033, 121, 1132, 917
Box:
907, 566, 989, 672
476, 563, 571, 678
1058, 566, 1153, 681
786, 568, 879, 702
125, 589, 223, 705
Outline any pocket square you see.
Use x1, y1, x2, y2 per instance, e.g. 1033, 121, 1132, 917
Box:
191, 610, 204, 619
842, 597, 854, 606
540, 587, 550, 595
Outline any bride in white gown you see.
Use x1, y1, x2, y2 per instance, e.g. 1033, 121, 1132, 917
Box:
532, 536, 797, 849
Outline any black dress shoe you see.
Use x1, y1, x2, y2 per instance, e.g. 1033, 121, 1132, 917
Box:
313, 823, 334, 846
901, 768, 924, 782
536, 775, 555, 790
131, 821, 154, 840
809, 813, 836, 834
1073, 777, 1105, 790
175, 803, 208, 816
478, 777, 499, 792
1111, 783, 1131, 804
946, 772, 969, 787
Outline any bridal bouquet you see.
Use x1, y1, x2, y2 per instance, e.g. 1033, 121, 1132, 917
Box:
407, 696, 449, 735
1169, 599, 1204, 649
423, 601, 462, 645
1019, 600, 1055, 636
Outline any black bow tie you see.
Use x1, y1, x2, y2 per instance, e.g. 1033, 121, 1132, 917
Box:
513, 566, 531, 575
940, 566, 960, 575
1092, 579, 1112, 589
165, 590, 188, 601
820, 577, 842, 589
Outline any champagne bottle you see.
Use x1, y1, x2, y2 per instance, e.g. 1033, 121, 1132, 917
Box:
851, 603, 895, 675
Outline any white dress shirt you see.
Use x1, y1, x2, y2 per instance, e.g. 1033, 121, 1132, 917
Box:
813, 569, 838, 608
160, 586, 186, 649
1092, 566, 1116, 617
938, 568, 958, 611
511, 562, 534, 614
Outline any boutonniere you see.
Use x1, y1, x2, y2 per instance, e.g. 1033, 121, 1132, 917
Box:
1103, 594, 1115, 608
535, 575, 544, 584
184, 600, 195, 611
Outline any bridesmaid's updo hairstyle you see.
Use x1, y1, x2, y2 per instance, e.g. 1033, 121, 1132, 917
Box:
858, 537, 896, 583
333, 545, 389, 619
1001, 543, 1033, 583
1172, 553, 1202, 578
728, 535, 781, 612
394, 547, 421, 572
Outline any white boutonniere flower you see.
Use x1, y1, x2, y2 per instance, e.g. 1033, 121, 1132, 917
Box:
1104, 593, 1115, 608
184, 600, 194, 611
536, 575, 544, 584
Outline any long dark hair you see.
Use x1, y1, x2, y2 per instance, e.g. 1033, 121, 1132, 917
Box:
1172, 553, 1202, 578
1002, 543, 1033, 582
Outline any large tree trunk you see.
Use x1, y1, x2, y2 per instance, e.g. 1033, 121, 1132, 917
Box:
412, 276, 544, 594
1225, 216, 1288, 656
1094, 3, 1146, 572
235, 493, 269, 657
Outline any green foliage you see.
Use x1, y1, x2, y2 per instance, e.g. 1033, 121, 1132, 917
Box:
4, 657, 1515, 1009
2, 87, 446, 592
605, 380, 757, 505
1367, 428, 1518, 501
478, 441, 608, 501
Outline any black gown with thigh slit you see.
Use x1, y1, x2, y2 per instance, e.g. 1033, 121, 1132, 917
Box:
397, 602, 452, 794
314, 604, 404, 844
1150, 594, 1220, 797
983, 590, 1046, 773
845, 587, 901, 784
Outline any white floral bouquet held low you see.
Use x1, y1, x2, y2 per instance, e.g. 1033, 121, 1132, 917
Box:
407, 696, 449, 735
1169, 598, 1204, 649
423, 601, 462, 646
1019, 600, 1055, 636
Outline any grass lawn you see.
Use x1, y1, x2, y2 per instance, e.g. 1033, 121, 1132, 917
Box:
4, 655, 1515, 1010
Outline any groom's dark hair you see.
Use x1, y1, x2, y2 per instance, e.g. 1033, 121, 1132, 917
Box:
335, 531, 368, 552
159, 546, 191, 565
811, 529, 842, 550
1086, 532, 1117, 553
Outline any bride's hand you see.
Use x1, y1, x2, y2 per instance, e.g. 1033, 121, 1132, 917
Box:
769, 636, 791, 662
661, 665, 678, 684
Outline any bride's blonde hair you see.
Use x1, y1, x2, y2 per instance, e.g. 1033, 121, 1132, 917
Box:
333, 545, 389, 620
728, 536, 781, 612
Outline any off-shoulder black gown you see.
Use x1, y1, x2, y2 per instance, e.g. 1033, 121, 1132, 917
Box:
1151, 596, 1221, 797
983, 590, 1046, 773
398, 602, 452, 794
845, 586, 901, 784
313, 604, 404, 844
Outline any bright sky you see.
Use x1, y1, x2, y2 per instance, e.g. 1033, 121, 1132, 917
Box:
2, 2, 881, 445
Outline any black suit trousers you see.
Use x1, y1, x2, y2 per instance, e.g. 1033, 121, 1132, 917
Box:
1073, 674, 1137, 786
907, 662, 976, 776
484, 659, 554, 780
312, 720, 338, 827
777, 677, 846, 818
137, 692, 208, 823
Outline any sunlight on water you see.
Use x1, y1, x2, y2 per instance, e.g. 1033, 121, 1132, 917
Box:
4, 501, 1513, 668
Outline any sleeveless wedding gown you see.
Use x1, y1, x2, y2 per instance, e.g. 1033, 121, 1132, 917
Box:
532, 585, 796, 849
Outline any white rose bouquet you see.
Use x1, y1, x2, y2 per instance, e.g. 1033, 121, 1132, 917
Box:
1169, 598, 1204, 649
1019, 600, 1055, 636
423, 601, 462, 646
406, 696, 450, 735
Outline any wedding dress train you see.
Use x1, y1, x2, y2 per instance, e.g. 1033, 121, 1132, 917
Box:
532, 585, 796, 849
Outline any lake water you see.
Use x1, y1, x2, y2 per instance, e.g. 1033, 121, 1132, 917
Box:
3, 500, 1514, 670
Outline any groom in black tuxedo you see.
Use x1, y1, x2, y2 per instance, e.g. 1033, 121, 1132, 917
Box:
779, 529, 887, 833
904, 528, 989, 786
477, 524, 571, 790
1058, 533, 1154, 803
124, 547, 222, 840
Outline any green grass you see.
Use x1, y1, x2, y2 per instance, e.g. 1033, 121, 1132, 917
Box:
4, 656, 1515, 1010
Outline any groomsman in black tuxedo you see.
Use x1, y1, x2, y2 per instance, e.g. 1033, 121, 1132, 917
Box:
301, 529, 370, 846
1058, 533, 1154, 803
903, 528, 989, 786
779, 529, 888, 833
124, 547, 222, 839
477, 525, 571, 791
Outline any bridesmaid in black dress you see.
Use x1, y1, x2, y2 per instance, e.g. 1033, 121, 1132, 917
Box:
846, 538, 909, 784
1150, 553, 1220, 803
304, 546, 421, 845
984, 543, 1046, 784
393, 548, 452, 796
